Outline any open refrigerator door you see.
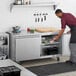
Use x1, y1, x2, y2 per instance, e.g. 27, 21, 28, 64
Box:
0, 33, 9, 60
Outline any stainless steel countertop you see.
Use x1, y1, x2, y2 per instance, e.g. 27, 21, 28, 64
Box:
8, 30, 58, 37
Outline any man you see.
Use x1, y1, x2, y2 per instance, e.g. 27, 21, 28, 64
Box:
36, 9, 76, 64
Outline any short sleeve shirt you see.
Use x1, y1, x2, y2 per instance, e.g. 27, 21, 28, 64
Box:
61, 13, 76, 29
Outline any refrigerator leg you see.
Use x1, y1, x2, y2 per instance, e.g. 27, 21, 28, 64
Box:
57, 57, 60, 61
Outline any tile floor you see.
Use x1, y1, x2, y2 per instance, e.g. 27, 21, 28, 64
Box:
21, 56, 69, 67
21, 56, 76, 76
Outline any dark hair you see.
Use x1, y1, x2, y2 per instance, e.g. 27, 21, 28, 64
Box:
55, 9, 63, 14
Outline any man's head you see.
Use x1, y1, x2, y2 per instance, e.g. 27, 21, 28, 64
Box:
55, 9, 63, 18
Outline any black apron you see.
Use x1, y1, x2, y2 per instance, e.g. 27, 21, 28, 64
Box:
68, 25, 76, 43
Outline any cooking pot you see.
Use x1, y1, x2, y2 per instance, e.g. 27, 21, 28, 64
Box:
12, 26, 21, 33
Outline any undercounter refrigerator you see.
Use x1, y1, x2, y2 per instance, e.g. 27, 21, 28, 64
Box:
8, 31, 62, 62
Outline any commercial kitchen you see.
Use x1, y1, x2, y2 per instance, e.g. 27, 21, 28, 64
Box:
0, 0, 76, 76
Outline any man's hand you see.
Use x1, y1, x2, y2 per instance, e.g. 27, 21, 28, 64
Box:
51, 29, 65, 42
50, 36, 59, 44
53, 36, 59, 41
50, 39, 55, 44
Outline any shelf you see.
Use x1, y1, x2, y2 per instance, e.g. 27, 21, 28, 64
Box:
40, 54, 61, 59
41, 32, 58, 36
42, 42, 60, 46
10, 2, 57, 12
14, 4, 56, 6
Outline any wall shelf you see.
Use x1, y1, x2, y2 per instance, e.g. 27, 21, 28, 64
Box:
10, 2, 57, 12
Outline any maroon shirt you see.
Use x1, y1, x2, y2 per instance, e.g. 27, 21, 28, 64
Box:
61, 13, 76, 29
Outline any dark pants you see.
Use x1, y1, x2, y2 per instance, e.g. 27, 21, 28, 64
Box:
70, 44, 76, 63
69, 26, 76, 63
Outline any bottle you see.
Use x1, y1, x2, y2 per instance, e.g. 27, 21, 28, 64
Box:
16, 0, 22, 5
29, 0, 31, 5
22, 0, 24, 5
24, 0, 29, 5
27, 28, 31, 32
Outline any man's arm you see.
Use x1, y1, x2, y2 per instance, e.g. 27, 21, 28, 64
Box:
53, 29, 65, 41
35, 27, 60, 33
